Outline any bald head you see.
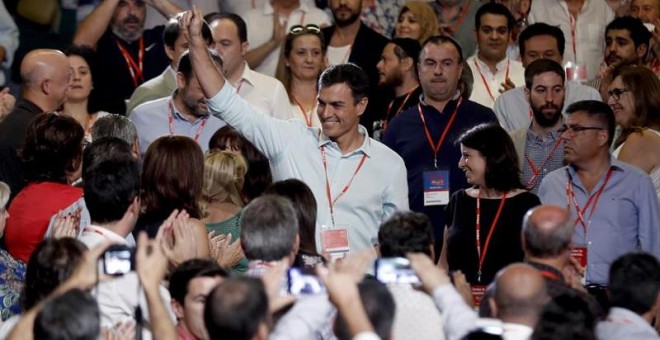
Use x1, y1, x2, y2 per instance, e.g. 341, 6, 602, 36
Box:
492, 263, 548, 325
522, 205, 574, 258
20, 49, 71, 111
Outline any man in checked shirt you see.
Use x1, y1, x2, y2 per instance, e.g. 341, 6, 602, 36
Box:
509, 59, 567, 194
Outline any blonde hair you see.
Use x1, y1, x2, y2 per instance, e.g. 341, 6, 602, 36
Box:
200, 151, 248, 215
397, 1, 439, 45
0, 181, 9, 210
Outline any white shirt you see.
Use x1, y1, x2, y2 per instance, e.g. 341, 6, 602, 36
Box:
326, 45, 353, 66
222, 0, 318, 17
528, 0, 614, 79
207, 82, 409, 253
288, 101, 322, 128
77, 224, 129, 249
494, 82, 602, 132
467, 56, 525, 109
232, 62, 294, 120
389, 286, 446, 340
245, 1, 331, 77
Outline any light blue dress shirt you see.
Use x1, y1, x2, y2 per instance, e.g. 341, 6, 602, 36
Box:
494, 82, 601, 132
206, 82, 409, 253
128, 96, 226, 156
538, 159, 660, 285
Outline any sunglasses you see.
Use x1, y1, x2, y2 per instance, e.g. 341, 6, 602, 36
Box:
289, 24, 321, 35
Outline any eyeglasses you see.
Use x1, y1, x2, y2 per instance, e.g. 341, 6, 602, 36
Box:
557, 124, 605, 135
289, 24, 321, 35
607, 87, 630, 101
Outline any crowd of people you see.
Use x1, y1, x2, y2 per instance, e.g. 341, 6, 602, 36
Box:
0, 0, 659, 339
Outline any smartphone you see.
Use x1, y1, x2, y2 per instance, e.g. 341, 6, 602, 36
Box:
375, 257, 420, 286
103, 245, 135, 276
287, 267, 326, 295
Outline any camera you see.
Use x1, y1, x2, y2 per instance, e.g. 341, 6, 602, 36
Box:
287, 267, 326, 295
103, 245, 135, 276
375, 257, 420, 286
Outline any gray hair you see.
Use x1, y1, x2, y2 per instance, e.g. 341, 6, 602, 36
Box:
522, 208, 574, 258
91, 114, 138, 146
0, 181, 9, 209
240, 195, 299, 262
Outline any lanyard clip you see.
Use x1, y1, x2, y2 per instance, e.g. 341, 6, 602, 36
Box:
433, 158, 438, 169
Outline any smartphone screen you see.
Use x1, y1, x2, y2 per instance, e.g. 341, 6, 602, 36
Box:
103, 245, 134, 275
287, 267, 326, 295
375, 257, 420, 286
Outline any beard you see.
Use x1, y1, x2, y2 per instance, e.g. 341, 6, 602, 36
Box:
380, 69, 404, 88
531, 101, 563, 128
112, 15, 144, 43
333, 6, 362, 27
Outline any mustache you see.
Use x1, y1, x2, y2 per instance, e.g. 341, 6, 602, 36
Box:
122, 15, 141, 24
539, 104, 560, 111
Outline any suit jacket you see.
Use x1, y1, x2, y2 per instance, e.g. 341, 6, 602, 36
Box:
125, 66, 177, 114
0, 99, 44, 198
322, 22, 390, 135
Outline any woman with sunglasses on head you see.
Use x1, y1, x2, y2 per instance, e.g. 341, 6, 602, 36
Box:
440, 123, 540, 289
275, 24, 327, 128
607, 65, 660, 200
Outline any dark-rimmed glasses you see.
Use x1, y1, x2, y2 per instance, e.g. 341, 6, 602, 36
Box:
558, 124, 605, 135
607, 87, 630, 101
289, 24, 321, 35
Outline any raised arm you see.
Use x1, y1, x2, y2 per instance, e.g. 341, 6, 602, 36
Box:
181, 7, 303, 159
245, 14, 286, 69
74, 0, 121, 48
145, 0, 183, 19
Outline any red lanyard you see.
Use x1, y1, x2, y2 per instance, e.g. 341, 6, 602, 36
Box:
475, 191, 508, 283
539, 270, 560, 281
473, 59, 509, 103
525, 138, 563, 190
320, 145, 368, 226
417, 97, 463, 168
115, 36, 144, 88
565, 168, 614, 234
167, 100, 208, 142
442, 2, 471, 34
236, 80, 244, 95
569, 14, 577, 59
383, 87, 417, 132
293, 97, 314, 127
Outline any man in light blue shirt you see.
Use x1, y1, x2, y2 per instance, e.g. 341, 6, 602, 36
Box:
494, 23, 601, 132
129, 50, 226, 156
181, 8, 409, 254
539, 100, 660, 286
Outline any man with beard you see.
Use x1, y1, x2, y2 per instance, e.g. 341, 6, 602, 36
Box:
383, 36, 497, 258
74, 0, 182, 114
510, 59, 567, 194
494, 23, 602, 132
129, 51, 226, 155
587, 16, 650, 99
466, 2, 525, 109
322, 0, 389, 135
372, 38, 422, 140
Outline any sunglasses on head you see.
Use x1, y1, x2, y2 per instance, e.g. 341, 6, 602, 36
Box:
289, 24, 321, 35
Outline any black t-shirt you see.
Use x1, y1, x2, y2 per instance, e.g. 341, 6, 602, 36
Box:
93, 27, 169, 114
445, 189, 541, 285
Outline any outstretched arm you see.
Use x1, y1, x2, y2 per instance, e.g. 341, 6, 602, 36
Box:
74, 0, 121, 48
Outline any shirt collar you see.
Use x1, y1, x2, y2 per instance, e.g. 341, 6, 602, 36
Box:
82, 225, 128, 244
566, 156, 626, 177
607, 307, 655, 330
526, 119, 564, 142
419, 91, 462, 113
317, 125, 372, 157
169, 94, 208, 124
527, 261, 566, 283
474, 55, 510, 74
237, 62, 256, 88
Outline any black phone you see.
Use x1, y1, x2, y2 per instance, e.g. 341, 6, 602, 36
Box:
103, 245, 135, 276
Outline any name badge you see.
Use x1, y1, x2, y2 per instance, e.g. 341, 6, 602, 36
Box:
471, 284, 488, 310
423, 168, 450, 206
321, 227, 350, 260
565, 63, 588, 82
571, 246, 587, 268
